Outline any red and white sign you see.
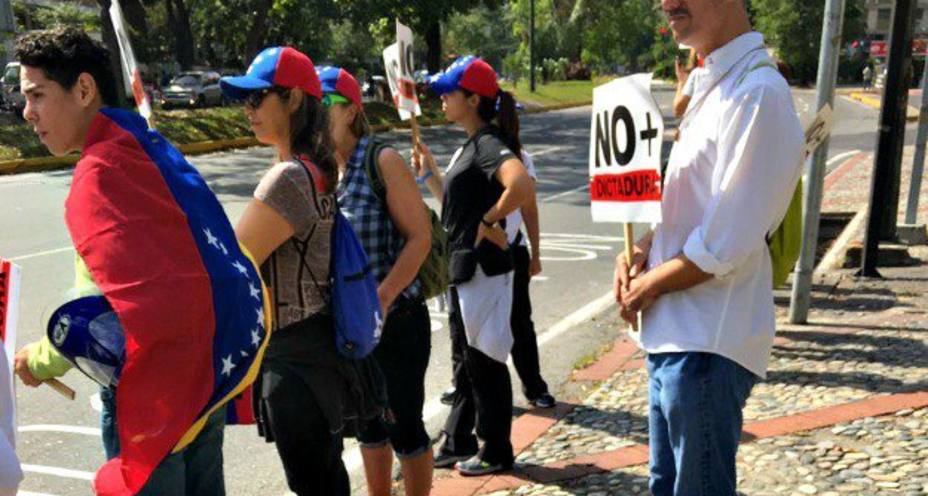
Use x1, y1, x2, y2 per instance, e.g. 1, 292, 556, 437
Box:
589, 73, 664, 223
394, 20, 420, 115
110, 0, 152, 124
870, 39, 928, 58
0, 259, 19, 367
382, 43, 421, 121
0, 259, 20, 496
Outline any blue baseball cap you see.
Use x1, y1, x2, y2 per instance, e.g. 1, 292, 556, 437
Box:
47, 294, 125, 388
220, 46, 322, 100
429, 56, 500, 98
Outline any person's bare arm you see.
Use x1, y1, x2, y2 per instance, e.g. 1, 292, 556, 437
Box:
234, 199, 294, 266
412, 141, 444, 202
476, 158, 533, 249
521, 180, 542, 275
377, 148, 432, 312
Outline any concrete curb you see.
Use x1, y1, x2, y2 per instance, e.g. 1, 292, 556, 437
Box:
847, 92, 919, 122
0, 101, 595, 176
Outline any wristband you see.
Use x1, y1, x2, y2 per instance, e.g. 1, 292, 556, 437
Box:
416, 170, 433, 185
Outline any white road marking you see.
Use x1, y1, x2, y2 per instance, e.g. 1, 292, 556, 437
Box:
8, 246, 73, 262
18, 491, 62, 496
18, 425, 101, 436
21, 464, 95, 481
826, 150, 861, 166
529, 145, 569, 157
541, 184, 589, 203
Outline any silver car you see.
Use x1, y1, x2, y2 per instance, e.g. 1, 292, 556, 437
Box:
2, 62, 25, 117
160, 71, 224, 109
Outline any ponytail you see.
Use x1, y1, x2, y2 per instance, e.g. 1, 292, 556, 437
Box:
469, 89, 522, 158
288, 90, 338, 193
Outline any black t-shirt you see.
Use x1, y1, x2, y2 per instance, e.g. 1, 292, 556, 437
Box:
441, 126, 518, 253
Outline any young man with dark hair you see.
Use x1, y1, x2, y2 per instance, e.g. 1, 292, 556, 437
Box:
12, 27, 265, 495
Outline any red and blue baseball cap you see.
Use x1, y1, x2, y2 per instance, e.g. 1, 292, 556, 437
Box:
316, 66, 363, 110
429, 56, 499, 98
220, 46, 322, 100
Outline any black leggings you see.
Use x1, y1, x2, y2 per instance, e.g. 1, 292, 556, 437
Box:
261, 361, 349, 496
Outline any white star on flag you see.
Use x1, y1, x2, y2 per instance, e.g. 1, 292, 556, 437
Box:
219, 243, 229, 256
256, 307, 264, 326
204, 228, 219, 248
233, 260, 248, 275
221, 355, 236, 376
251, 328, 261, 348
241, 350, 249, 357
249, 283, 261, 300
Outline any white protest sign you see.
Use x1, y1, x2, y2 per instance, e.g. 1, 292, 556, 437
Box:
110, 0, 152, 124
0, 259, 19, 371
382, 43, 421, 121
589, 73, 664, 224
0, 259, 20, 456
394, 20, 420, 115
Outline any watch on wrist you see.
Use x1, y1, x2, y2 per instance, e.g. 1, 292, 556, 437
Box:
481, 217, 495, 228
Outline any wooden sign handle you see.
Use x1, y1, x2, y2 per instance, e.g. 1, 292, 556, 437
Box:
623, 223, 640, 333
45, 378, 76, 401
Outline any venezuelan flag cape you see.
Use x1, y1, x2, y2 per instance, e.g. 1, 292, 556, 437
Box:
65, 108, 271, 495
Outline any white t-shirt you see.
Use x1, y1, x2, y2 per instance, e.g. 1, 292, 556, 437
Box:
505, 151, 537, 245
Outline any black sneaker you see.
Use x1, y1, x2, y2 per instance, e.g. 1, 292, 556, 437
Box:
529, 392, 556, 409
440, 386, 456, 406
434, 450, 473, 469
456, 455, 512, 476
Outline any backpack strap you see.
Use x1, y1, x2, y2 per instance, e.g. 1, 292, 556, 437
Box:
735, 60, 778, 87
363, 139, 388, 204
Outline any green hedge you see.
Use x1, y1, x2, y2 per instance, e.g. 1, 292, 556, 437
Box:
0, 98, 447, 161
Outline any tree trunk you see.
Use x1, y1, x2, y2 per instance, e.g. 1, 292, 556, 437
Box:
425, 18, 441, 73
165, 0, 195, 69
243, 0, 275, 64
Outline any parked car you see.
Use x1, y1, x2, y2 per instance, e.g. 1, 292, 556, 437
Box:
2, 62, 25, 117
160, 71, 224, 109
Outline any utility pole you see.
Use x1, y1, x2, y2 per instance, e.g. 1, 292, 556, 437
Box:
789, 0, 846, 324
902, 57, 928, 229
529, 0, 536, 93
860, 0, 916, 277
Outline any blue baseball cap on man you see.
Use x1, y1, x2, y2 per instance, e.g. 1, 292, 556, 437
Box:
220, 46, 322, 100
429, 55, 500, 98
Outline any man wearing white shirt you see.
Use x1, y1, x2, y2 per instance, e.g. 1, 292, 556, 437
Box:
615, 1, 804, 494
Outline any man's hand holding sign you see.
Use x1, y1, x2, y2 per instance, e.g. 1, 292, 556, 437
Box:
588, 74, 677, 332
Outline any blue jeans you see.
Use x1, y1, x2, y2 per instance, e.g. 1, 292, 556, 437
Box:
647, 352, 758, 496
99, 386, 226, 495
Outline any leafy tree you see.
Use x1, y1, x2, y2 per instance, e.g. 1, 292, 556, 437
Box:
443, 4, 517, 71
753, 0, 866, 84
578, 0, 660, 74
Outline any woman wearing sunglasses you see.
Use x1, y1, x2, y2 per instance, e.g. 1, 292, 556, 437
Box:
413, 56, 533, 476
318, 66, 434, 496
220, 47, 372, 496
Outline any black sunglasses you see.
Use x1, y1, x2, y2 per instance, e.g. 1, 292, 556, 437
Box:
244, 87, 289, 109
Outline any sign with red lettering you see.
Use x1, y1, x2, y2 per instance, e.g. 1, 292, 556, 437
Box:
382, 43, 421, 121
0, 259, 20, 372
589, 73, 664, 223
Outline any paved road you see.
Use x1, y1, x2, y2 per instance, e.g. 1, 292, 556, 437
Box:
0, 84, 903, 495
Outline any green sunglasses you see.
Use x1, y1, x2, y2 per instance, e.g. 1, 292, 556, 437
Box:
322, 93, 351, 107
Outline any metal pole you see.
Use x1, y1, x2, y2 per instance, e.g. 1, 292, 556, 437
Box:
529, 0, 536, 92
861, 0, 916, 277
904, 59, 928, 225
788, 0, 846, 324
